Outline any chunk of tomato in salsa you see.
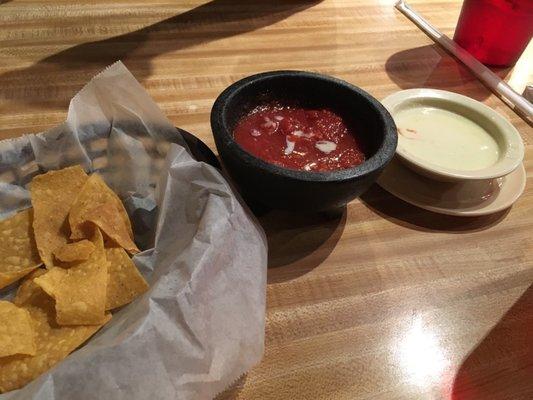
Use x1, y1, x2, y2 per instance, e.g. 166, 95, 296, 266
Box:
233, 104, 366, 172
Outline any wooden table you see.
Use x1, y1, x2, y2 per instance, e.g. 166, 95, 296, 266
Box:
1, 1, 532, 399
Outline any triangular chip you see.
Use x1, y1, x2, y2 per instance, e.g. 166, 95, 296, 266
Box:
0, 209, 42, 289
34, 230, 108, 325
53, 239, 95, 263
30, 166, 89, 268
105, 247, 148, 310
0, 272, 110, 393
0, 301, 36, 357
69, 174, 135, 251
83, 202, 139, 254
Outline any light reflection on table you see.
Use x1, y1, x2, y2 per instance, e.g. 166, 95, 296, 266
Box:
398, 315, 450, 390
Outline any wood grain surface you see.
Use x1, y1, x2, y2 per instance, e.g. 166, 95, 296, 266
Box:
1, 1, 532, 399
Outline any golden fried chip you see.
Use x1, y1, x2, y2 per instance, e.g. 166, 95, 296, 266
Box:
69, 173, 135, 250
30, 166, 89, 268
0, 301, 36, 358
34, 230, 108, 325
0, 275, 110, 393
83, 202, 138, 254
0, 209, 42, 289
53, 239, 95, 263
105, 247, 148, 310
13, 269, 47, 307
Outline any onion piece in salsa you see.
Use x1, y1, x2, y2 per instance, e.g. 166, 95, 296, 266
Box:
233, 104, 366, 172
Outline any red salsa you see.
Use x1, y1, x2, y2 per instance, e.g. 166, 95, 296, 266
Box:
233, 104, 366, 172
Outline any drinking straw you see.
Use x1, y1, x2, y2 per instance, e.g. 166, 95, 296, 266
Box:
395, 0, 533, 124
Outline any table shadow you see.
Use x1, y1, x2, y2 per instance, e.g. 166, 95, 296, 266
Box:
384, 44, 513, 102
360, 185, 510, 233
0, 0, 321, 109
261, 207, 346, 284
451, 285, 533, 400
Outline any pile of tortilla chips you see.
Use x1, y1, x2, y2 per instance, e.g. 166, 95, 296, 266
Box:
0, 166, 149, 393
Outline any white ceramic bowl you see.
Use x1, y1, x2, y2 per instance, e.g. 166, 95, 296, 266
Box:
382, 89, 524, 182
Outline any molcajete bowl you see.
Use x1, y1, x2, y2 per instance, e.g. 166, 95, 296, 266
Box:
210, 71, 397, 212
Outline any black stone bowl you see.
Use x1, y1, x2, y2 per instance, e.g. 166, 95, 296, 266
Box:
210, 71, 397, 212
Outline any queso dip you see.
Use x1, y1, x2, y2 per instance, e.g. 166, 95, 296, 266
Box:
396, 106, 500, 171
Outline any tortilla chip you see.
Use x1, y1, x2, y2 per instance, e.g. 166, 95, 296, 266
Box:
34, 230, 108, 325
84, 202, 139, 254
30, 166, 89, 268
53, 239, 95, 263
0, 274, 110, 393
69, 173, 135, 248
0, 301, 36, 358
105, 247, 148, 310
0, 209, 42, 289
13, 269, 47, 307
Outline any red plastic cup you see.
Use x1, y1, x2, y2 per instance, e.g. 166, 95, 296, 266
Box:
453, 0, 533, 67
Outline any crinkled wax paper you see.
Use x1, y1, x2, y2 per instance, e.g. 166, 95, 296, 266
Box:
0, 61, 267, 400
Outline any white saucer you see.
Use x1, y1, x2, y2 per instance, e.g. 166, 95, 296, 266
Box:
377, 157, 526, 217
